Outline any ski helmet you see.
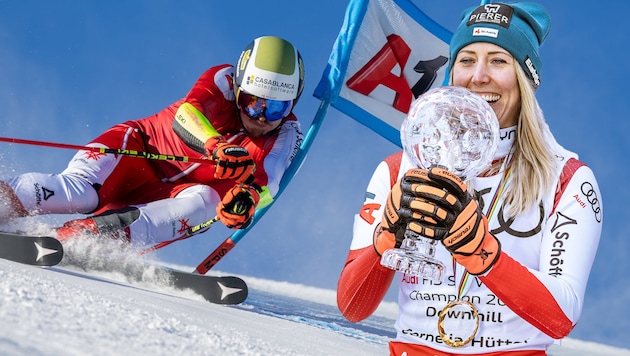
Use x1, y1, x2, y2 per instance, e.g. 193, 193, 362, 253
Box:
234, 36, 304, 105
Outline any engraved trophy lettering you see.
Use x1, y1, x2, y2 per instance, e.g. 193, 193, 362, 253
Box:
380, 86, 500, 280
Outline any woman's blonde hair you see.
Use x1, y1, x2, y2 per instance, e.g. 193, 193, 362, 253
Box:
450, 64, 559, 217
502, 65, 558, 216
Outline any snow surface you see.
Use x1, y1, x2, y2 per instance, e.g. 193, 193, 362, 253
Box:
1, 240, 629, 356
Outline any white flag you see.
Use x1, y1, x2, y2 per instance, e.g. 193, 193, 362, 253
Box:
314, 0, 452, 147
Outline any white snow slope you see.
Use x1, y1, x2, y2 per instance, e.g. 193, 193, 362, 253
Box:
0, 252, 628, 355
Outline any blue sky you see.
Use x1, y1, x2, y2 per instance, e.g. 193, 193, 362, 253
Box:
1, 0, 628, 348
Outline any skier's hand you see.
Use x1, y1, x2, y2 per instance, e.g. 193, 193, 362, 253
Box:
410, 167, 500, 275
373, 168, 435, 256
205, 138, 255, 184
216, 183, 260, 229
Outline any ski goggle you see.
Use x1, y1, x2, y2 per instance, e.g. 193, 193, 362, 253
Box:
236, 90, 294, 122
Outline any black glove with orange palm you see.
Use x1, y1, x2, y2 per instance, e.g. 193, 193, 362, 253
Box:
216, 183, 260, 229
374, 168, 437, 256
408, 167, 501, 275
204, 137, 255, 184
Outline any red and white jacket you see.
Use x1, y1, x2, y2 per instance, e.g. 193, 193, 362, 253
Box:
337, 128, 602, 354
131, 64, 302, 200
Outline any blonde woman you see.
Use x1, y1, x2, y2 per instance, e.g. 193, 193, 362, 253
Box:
337, 3, 602, 355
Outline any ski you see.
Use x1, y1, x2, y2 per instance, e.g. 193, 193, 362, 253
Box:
0, 231, 247, 304
163, 268, 248, 305
68, 256, 249, 305
0, 231, 64, 267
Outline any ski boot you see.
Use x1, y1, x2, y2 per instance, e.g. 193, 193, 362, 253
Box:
56, 217, 131, 241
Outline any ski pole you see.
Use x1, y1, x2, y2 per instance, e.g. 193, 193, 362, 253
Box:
193, 234, 238, 274
0, 136, 212, 164
138, 216, 220, 255
192, 208, 268, 274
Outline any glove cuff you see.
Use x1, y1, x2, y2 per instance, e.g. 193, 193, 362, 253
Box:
203, 136, 226, 156
453, 232, 501, 275
373, 224, 396, 257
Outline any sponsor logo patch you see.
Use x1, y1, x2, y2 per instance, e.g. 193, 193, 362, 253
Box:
467, 4, 514, 29
472, 27, 499, 39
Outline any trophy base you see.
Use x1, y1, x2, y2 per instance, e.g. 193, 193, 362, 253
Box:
380, 248, 446, 281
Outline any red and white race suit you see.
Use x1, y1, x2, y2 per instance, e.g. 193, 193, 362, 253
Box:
5, 64, 302, 245
337, 127, 602, 355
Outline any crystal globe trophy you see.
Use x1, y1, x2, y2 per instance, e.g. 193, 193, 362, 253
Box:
380, 86, 500, 280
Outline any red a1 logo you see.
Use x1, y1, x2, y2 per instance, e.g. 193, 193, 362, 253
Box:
345, 34, 448, 114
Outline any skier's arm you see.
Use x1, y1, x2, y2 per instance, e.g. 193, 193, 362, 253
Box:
170, 66, 256, 184
479, 159, 602, 339
173, 102, 222, 153
171, 65, 233, 153
337, 246, 395, 322
337, 158, 400, 322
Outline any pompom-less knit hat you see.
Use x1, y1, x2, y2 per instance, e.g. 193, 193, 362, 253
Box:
448, 2, 551, 88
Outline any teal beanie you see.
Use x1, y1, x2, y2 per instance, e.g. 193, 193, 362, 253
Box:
448, 2, 551, 88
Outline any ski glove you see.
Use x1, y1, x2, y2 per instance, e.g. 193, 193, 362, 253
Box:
216, 183, 260, 229
204, 137, 255, 184
409, 167, 501, 275
374, 168, 437, 256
